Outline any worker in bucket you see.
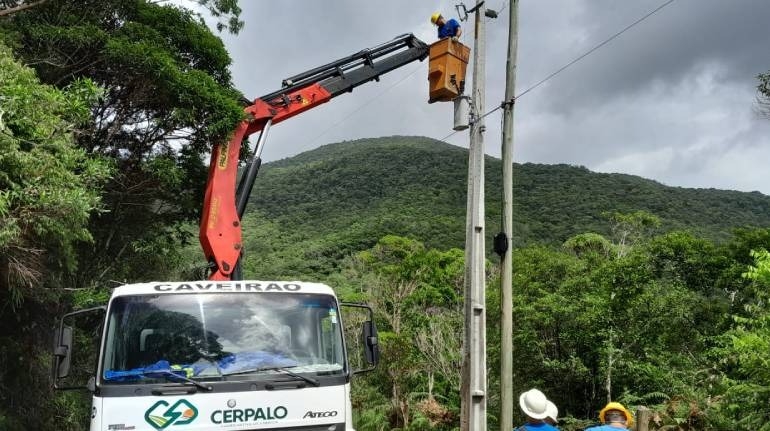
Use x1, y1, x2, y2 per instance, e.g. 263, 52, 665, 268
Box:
430, 12, 462, 39
587, 402, 634, 431
516, 388, 560, 431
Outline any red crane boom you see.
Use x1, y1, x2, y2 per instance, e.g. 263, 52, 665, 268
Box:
200, 34, 429, 280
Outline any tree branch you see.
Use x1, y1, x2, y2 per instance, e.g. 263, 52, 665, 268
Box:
0, 0, 48, 17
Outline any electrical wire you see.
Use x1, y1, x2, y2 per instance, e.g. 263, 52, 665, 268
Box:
307, 63, 423, 146
439, 0, 676, 143
311, 0, 677, 147
515, 0, 675, 100
485, 0, 507, 22
306, 3, 481, 144
493, 0, 508, 20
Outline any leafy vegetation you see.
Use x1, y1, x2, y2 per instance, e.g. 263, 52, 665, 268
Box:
2, 2, 770, 429
323, 227, 770, 431
238, 136, 770, 279
1, 0, 245, 289
0, 40, 109, 430
223, 138, 770, 431
0, 1, 242, 429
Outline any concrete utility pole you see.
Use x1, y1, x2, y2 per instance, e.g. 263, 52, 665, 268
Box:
461, 1, 487, 431
499, 1, 519, 431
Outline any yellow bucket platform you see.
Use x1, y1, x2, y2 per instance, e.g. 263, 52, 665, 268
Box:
428, 38, 470, 103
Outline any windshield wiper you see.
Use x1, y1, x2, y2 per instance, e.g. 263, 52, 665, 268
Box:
224, 366, 320, 387
267, 366, 321, 387
150, 370, 213, 392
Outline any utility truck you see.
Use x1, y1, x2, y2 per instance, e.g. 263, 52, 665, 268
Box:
52, 34, 429, 431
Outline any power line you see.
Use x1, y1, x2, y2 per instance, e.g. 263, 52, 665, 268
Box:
485, 0, 507, 22
497, 0, 508, 16
307, 63, 423, 146
516, 0, 675, 99
439, 0, 676, 143
313, 0, 677, 146
439, 105, 503, 142
306, 5, 493, 144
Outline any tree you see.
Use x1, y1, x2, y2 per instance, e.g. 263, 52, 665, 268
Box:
742, 248, 770, 284
1, 0, 244, 286
0, 0, 243, 33
711, 248, 770, 430
415, 312, 461, 401
0, 42, 109, 298
563, 232, 614, 259
182, 0, 244, 33
343, 236, 464, 430
605, 210, 661, 257
0, 0, 48, 17
0, 41, 109, 431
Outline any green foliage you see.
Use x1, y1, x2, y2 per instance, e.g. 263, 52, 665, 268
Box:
0, 4, 244, 425
180, 138, 770, 430
742, 248, 770, 284
1, 0, 244, 287
5, 1, 769, 429
484, 224, 762, 428
318, 223, 770, 430
236, 137, 770, 280
0, 41, 109, 294
337, 236, 464, 430
0, 44, 108, 429
710, 247, 770, 430
563, 232, 614, 259
605, 210, 661, 256
193, 0, 244, 33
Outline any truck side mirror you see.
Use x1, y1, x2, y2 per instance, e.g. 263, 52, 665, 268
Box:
362, 320, 379, 366
52, 306, 105, 390
341, 302, 379, 374
53, 326, 73, 379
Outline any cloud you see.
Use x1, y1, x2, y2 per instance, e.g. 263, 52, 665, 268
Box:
213, 0, 770, 194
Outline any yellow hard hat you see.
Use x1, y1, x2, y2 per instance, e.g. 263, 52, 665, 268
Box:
599, 402, 634, 428
431, 12, 442, 24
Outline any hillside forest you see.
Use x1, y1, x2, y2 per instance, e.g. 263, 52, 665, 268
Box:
3, 1, 770, 430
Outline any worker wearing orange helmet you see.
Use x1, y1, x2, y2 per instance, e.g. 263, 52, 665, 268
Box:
430, 12, 462, 39
587, 402, 634, 431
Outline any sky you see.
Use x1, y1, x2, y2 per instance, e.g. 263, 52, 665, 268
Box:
210, 0, 770, 195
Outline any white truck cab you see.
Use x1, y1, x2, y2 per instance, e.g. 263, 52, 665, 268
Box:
52, 280, 379, 431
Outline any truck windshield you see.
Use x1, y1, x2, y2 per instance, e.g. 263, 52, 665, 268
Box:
101, 293, 345, 384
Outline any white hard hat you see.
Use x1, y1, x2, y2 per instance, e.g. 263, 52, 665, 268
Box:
545, 400, 558, 422
519, 389, 549, 420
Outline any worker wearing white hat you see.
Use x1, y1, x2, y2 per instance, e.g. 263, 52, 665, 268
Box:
516, 388, 560, 431
544, 400, 559, 426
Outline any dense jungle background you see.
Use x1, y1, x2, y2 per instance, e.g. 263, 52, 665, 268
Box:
2, 1, 770, 430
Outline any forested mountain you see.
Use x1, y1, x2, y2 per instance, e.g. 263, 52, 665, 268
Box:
3, 0, 770, 429
226, 136, 770, 431
238, 135, 770, 278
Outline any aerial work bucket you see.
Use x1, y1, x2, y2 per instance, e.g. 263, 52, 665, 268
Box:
428, 38, 470, 103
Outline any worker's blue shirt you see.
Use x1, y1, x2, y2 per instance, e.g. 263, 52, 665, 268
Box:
585, 426, 629, 431
438, 18, 461, 38
516, 423, 560, 431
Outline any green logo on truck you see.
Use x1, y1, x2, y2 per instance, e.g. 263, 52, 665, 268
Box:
144, 399, 198, 430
